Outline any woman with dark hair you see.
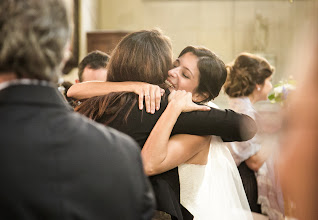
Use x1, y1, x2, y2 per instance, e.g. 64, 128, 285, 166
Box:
139, 46, 253, 219
224, 52, 284, 219
71, 29, 256, 219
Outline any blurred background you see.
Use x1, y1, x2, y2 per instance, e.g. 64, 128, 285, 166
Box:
64, 0, 316, 107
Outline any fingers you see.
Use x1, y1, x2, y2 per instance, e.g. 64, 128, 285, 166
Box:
154, 87, 164, 112
138, 91, 144, 110
160, 89, 165, 96
145, 92, 151, 113
195, 104, 211, 111
141, 85, 164, 114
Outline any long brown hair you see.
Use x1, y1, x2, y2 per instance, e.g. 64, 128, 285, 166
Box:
224, 52, 274, 97
75, 29, 173, 124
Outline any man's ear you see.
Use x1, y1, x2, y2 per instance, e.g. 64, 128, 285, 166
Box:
192, 92, 209, 103
75, 79, 80, 84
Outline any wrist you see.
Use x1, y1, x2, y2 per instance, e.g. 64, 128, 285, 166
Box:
167, 100, 183, 114
121, 81, 136, 93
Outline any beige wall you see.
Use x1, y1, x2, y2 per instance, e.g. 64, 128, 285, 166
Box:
96, 0, 313, 80
64, 0, 100, 83
87, 0, 314, 106
69, 0, 314, 105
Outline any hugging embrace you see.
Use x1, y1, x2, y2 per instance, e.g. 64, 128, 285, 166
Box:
69, 29, 257, 220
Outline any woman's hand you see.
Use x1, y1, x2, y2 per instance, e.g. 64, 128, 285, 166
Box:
67, 81, 164, 114
131, 82, 165, 114
168, 90, 211, 113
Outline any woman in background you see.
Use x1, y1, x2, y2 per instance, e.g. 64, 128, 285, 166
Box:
224, 52, 284, 219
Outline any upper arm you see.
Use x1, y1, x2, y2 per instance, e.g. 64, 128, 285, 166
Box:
147, 134, 209, 175
172, 108, 257, 142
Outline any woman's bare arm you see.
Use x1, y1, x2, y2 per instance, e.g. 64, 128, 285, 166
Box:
141, 90, 211, 176
245, 145, 272, 171
67, 81, 164, 113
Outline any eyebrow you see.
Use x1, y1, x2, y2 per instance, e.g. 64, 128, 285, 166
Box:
176, 58, 194, 77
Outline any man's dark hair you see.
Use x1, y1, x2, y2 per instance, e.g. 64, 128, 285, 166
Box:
78, 50, 110, 82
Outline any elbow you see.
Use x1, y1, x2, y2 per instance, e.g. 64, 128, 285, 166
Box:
143, 164, 159, 176
239, 115, 257, 141
66, 87, 75, 98
247, 163, 260, 172
245, 158, 261, 172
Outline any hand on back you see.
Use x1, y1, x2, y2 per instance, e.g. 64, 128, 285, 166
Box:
168, 90, 211, 113
132, 82, 165, 114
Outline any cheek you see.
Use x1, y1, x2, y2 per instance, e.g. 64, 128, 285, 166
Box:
267, 82, 273, 92
178, 80, 194, 92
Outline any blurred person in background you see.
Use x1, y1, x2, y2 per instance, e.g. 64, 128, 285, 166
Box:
75, 50, 110, 83
278, 10, 318, 220
224, 53, 284, 219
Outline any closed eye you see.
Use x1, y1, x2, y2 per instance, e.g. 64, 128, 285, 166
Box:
182, 72, 190, 79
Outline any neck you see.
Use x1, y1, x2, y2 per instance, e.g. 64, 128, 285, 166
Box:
248, 93, 257, 104
0, 72, 17, 83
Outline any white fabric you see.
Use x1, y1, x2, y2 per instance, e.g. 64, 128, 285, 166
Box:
179, 137, 253, 220
178, 101, 253, 220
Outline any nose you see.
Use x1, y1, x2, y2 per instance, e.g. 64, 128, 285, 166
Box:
168, 67, 179, 78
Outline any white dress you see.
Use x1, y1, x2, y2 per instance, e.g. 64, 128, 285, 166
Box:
178, 102, 253, 220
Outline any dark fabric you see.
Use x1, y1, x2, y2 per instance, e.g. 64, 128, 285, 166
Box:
238, 161, 262, 213
106, 89, 257, 220
180, 204, 193, 220
0, 84, 155, 220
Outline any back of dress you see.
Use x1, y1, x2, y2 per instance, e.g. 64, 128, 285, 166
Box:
179, 137, 253, 220
178, 101, 253, 220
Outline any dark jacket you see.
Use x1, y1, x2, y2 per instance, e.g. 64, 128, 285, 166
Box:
0, 84, 155, 220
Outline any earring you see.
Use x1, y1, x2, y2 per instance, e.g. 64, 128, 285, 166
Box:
257, 87, 260, 91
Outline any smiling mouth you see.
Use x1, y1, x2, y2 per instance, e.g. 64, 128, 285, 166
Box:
165, 80, 176, 89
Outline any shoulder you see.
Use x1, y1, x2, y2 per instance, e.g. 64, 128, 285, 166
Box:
68, 111, 140, 153
229, 97, 256, 118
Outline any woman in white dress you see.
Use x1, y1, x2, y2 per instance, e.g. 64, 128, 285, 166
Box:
140, 47, 253, 220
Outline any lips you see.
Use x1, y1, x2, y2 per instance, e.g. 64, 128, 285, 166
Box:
165, 79, 176, 90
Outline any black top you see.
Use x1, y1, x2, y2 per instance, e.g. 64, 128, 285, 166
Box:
0, 84, 155, 220
108, 90, 257, 220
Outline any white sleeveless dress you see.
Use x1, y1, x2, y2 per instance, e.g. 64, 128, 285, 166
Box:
178, 103, 253, 220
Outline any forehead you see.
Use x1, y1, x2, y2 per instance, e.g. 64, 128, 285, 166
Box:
82, 67, 107, 81
177, 52, 199, 76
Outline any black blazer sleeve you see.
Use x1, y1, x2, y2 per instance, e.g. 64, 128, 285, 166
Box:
171, 107, 257, 142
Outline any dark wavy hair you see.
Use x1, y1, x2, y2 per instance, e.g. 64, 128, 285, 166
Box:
224, 52, 274, 97
178, 46, 227, 103
75, 29, 172, 124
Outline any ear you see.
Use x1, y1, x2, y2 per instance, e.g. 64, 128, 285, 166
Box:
255, 83, 262, 92
192, 92, 209, 103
